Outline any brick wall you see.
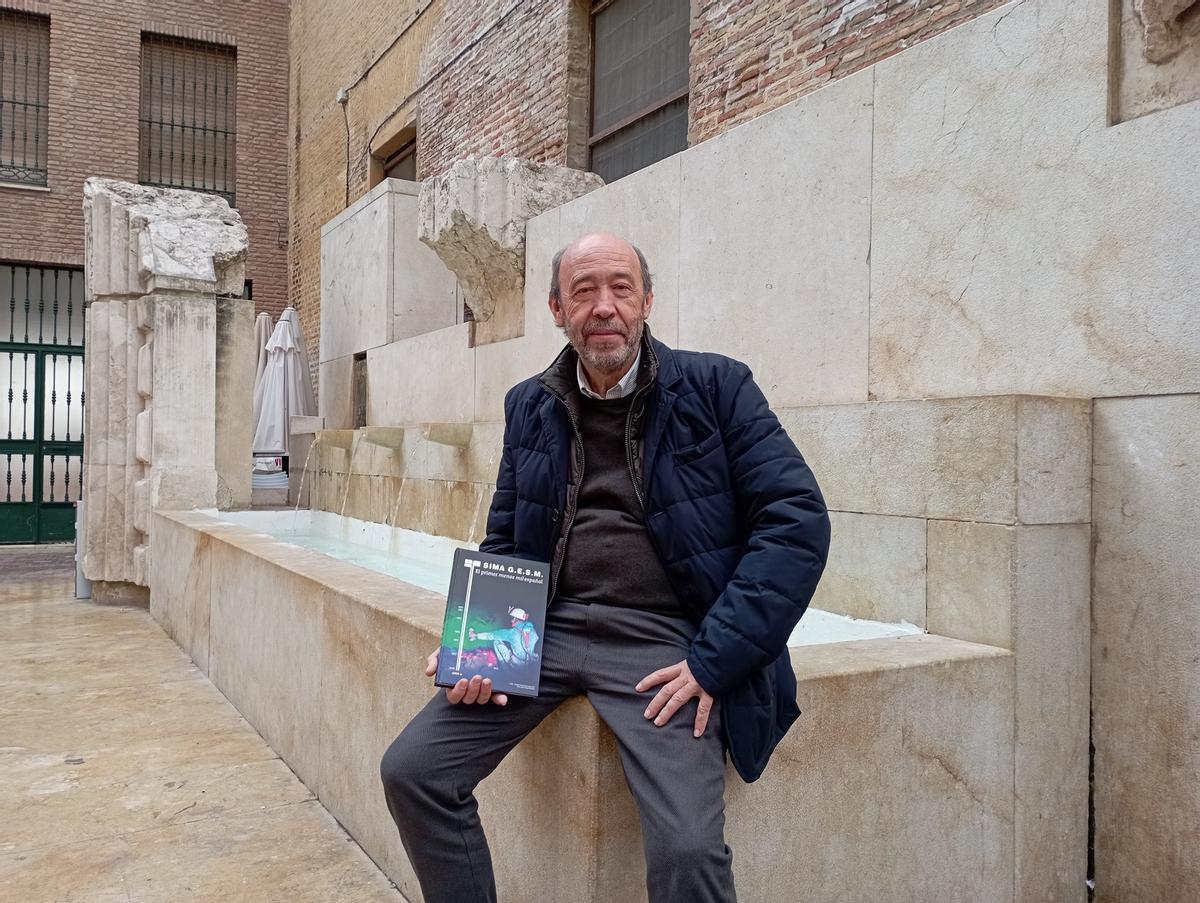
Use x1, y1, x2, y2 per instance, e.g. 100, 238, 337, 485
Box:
416, 0, 588, 177
288, 0, 441, 393
0, 0, 289, 318
689, 0, 1008, 143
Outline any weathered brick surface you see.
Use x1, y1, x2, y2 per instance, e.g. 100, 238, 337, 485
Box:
416, 0, 588, 178
689, 0, 1007, 143
0, 0, 289, 318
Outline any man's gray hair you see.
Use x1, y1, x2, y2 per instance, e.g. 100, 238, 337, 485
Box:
549, 242, 653, 302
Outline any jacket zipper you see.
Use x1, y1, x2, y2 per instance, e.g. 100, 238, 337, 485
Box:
548, 394, 585, 602
624, 381, 654, 512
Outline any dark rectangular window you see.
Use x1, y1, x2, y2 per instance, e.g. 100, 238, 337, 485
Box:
383, 137, 416, 181
139, 33, 237, 206
0, 10, 50, 186
589, 0, 689, 183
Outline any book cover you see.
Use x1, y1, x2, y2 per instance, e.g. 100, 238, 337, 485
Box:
435, 549, 550, 697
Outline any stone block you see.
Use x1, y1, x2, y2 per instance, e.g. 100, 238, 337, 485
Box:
149, 465, 218, 513
927, 521, 1016, 650
84, 302, 110, 467
811, 511, 926, 626
418, 156, 603, 336
729, 635, 1014, 903
367, 324, 474, 425
1016, 396, 1092, 525
105, 300, 130, 467
318, 354, 356, 430
778, 395, 1091, 524
131, 544, 149, 588
474, 208, 569, 422
319, 182, 395, 363
150, 295, 217, 469
1013, 523, 1090, 903
136, 338, 152, 398
132, 478, 150, 535
389, 181, 460, 342
134, 409, 152, 465
559, 153, 682, 345
149, 511, 214, 673
214, 295, 254, 509
83, 178, 247, 299
208, 538, 327, 790
102, 463, 128, 583
1112, 0, 1200, 122
927, 516, 1091, 901
1092, 394, 1200, 903
677, 67, 873, 408
869, 0, 1200, 401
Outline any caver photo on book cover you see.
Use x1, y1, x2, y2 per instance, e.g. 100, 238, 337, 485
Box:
436, 549, 550, 697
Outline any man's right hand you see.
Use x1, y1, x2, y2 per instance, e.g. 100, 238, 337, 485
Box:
425, 650, 508, 706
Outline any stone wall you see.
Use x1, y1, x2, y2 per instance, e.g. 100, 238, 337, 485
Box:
0, 0, 289, 318
305, 1, 1200, 898
287, 0, 1016, 399
688, 0, 1008, 143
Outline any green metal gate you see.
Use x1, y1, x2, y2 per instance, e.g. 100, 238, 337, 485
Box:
1, 263, 85, 544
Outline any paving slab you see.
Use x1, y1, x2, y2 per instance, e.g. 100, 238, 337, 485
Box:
0, 569, 406, 902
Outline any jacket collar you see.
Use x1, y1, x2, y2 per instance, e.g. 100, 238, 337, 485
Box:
537, 322, 677, 404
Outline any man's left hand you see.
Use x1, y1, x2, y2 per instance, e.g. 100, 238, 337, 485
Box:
636, 660, 714, 738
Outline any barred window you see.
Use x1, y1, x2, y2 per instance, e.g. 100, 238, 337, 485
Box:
139, 33, 237, 206
589, 0, 689, 183
0, 10, 50, 186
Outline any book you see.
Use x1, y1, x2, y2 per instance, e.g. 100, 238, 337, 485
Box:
434, 548, 550, 697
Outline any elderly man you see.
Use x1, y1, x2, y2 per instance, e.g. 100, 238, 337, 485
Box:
380, 232, 830, 903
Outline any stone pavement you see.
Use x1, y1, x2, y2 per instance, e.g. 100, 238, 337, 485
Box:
0, 545, 407, 903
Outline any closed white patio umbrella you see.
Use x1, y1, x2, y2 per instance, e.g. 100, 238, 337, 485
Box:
252, 306, 316, 456
252, 311, 274, 434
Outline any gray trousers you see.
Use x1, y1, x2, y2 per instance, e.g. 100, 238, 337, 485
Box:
379, 598, 736, 903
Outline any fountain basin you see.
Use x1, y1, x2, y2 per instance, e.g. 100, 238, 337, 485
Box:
196, 508, 923, 647
150, 506, 1015, 903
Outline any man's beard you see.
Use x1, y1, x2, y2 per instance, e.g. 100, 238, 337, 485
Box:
566, 315, 644, 375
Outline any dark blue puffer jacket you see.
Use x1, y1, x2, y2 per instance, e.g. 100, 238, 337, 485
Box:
480, 329, 831, 782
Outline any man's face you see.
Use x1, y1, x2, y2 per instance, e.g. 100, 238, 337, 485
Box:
550, 235, 653, 376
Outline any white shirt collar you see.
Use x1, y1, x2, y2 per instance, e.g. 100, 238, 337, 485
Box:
577, 347, 642, 400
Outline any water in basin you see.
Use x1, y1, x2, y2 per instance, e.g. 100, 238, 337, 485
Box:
197, 508, 922, 647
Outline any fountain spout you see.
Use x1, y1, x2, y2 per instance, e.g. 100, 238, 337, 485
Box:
317, 429, 357, 450
360, 427, 407, 450
421, 422, 473, 449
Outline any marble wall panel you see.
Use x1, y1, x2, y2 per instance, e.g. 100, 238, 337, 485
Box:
870, 0, 1200, 400
207, 539, 327, 789
390, 182, 460, 342
1092, 394, 1200, 902
677, 68, 873, 408
811, 511, 927, 625
367, 324, 475, 425
320, 183, 393, 363
779, 395, 1090, 524
730, 636, 1015, 903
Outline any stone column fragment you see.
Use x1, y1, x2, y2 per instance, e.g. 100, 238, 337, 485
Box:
418, 156, 603, 345
81, 178, 250, 589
